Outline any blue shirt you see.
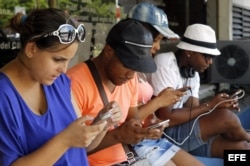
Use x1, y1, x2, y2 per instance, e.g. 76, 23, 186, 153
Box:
0, 73, 88, 166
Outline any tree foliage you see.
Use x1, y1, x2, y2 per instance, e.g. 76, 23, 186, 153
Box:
0, 0, 120, 28
59, 0, 117, 20
0, 0, 48, 28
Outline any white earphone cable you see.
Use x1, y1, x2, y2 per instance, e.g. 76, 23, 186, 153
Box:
163, 90, 245, 146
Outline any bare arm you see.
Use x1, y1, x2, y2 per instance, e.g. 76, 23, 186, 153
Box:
88, 106, 141, 154
71, 92, 122, 152
87, 121, 138, 154
71, 92, 106, 152
12, 116, 106, 166
138, 87, 185, 120
88, 107, 163, 154
126, 106, 140, 120
156, 93, 239, 127
155, 96, 209, 126
12, 132, 70, 166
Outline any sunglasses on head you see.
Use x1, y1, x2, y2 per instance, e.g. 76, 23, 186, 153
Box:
31, 24, 86, 44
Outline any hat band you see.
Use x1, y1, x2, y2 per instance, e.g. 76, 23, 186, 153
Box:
182, 36, 216, 49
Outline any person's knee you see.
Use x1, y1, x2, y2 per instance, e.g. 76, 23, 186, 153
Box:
215, 109, 240, 130
164, 160, 176, 166
239, 141, 250, 149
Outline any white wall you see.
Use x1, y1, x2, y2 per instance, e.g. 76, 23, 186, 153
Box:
218, 0, 232, 40
233, 0, 250, 9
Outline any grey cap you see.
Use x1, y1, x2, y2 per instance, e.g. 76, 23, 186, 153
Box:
128, 2, 179, 39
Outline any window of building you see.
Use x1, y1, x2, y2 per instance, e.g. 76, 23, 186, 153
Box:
233, 5, 250, 40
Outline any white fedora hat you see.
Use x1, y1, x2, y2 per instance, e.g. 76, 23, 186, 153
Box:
177, 24, 221, 56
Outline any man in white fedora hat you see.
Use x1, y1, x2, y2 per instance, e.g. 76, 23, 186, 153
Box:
149, 23, 250, 158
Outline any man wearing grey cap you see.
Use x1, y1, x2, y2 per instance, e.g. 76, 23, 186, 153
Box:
149, 23, 250, 159
67, 19, 164, 165
127, 2, 203, 166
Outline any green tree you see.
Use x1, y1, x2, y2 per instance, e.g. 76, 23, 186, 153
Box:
59, 0, 119, 22
0, 0, 48, 28
0, 0, 123, 27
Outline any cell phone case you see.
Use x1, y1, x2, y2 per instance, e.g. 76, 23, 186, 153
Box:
147, 119, 170, 129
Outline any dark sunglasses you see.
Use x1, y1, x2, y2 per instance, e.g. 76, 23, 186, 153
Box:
203, 53, 216, 61
31, 24, 86, 44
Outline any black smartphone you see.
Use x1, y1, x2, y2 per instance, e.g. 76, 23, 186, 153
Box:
147, 119, 170, 129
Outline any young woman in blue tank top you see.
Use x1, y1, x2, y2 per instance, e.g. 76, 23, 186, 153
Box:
0, 8, 121, 166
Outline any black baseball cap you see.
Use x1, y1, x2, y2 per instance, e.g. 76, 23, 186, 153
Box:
106, 19, 156, 73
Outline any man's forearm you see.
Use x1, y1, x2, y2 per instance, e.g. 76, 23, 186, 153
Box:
87, 128, 120, 155
156, 104, 210, 127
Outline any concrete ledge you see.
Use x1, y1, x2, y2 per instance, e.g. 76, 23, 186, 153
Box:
199, 84, 216, 100
195, 156, 223, 165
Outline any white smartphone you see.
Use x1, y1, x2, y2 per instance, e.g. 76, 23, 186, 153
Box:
92, 108, 113, 124
230, 89, 243, 98
147, 119, 170, 129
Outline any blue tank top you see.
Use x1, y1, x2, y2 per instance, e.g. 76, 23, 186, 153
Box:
0, 73, 88, 166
